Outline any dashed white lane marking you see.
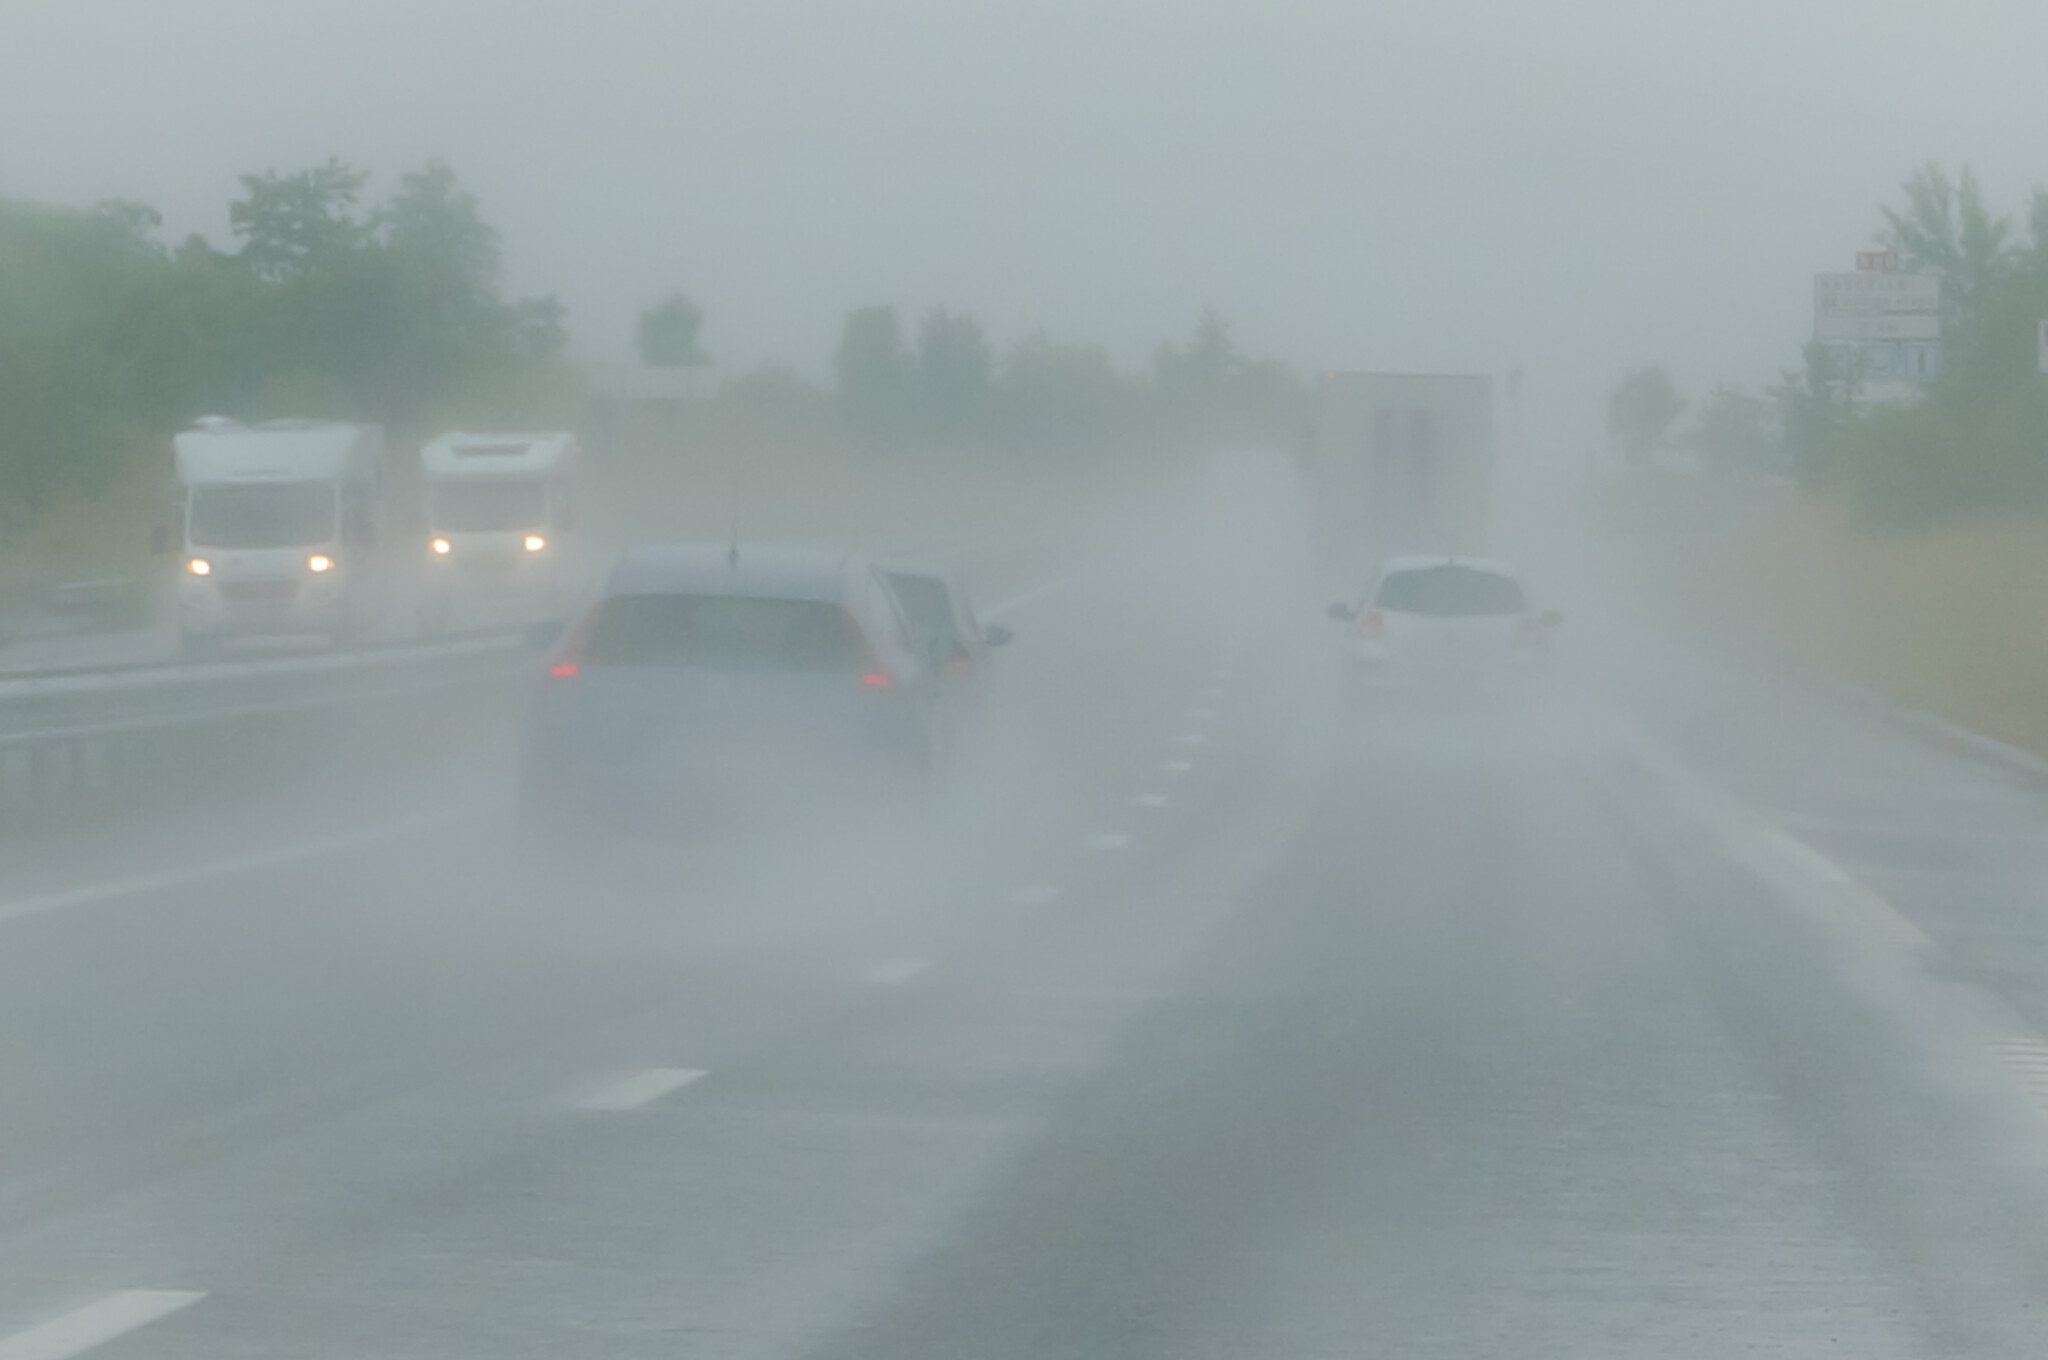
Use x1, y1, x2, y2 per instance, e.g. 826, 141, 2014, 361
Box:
1185, 706, 1219, 721
1131, 793, 1169, 808
0, 1290, 206, 1360
864, 956, 932, 985
1159, 760, 1195, 774
1010, 884, 1063, 906
0, 811, 476, 926
981, 572, 1091, 619
1085, 832, 1133, 851
577, 1067, 709, 1111
1990, 1040, 2048, 1116
1200, 685, 1226, 701
1174, 732, 1210, 747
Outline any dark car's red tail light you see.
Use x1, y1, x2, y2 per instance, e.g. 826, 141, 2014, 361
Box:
1356, 608, 1386, 642
546, 613, 594, 680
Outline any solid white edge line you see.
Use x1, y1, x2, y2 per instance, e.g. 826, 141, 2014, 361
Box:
578, 1067, 709, 1112
1642, 752, 1933, 950
0, 810, 481, 926
863, 956, 933, 985
0, 1290, 206, 1360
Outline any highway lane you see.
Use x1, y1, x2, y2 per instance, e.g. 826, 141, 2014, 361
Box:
10, 517, 2048, 1354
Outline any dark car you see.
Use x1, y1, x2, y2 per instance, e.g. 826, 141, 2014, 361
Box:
521, 544, 945, 831
881, 559, 1012, 695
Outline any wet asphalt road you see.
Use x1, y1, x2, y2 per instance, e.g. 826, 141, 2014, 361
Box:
9, 528, 2048, 1358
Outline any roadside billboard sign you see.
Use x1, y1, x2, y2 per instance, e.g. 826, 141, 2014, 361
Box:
1815, 312, 1942, 342
1814, 269, 1941, 390
1813, 272, 1941, 317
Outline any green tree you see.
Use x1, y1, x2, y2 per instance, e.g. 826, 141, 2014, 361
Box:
997, 333, 1129, 447
636, 292, 708, 368
1881, 163, 2010, 320
228, 157, 368, 280
378, 159, 499, 302
1689, 385, 1778, 475
1152, 307, 1243, 394
510, 295, 569, 362
834, 304, 908, 436
1769, 343, 1854, 488
915, 307, 992, 431
1608, 366, 1684, 466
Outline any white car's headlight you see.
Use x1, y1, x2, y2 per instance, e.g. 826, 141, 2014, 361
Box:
430, 537, 452, 557
306, 553, 334, 574
523, 534, 547, 553
185, 557, 212, 577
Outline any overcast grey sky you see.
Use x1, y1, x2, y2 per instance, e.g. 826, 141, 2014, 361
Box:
4, 0, 2043, 430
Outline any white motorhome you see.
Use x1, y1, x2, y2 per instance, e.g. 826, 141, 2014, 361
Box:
172, 418, 386, 650
418, 431, 578, 627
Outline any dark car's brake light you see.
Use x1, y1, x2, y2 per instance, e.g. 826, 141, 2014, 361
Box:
1356, 608, 1386, 642
860, 670, 894, 688
546, 612, 594, 679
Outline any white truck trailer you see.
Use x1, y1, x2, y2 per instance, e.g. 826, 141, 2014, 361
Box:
417, 431, 579, 629
1305, 372, 1496, 588
172, 417, 386, 651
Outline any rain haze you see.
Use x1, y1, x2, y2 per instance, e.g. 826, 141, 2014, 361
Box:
10, 1, 2048, 1356
8, 0, 2047, 413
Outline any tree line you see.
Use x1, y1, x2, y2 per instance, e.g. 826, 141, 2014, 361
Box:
0, 159, 568, 515
625, 290, 1304, 450
1612, 162, 2048, 528
0, 156, 1308, 532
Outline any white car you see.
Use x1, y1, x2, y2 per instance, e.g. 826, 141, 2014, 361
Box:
1327, 556, 1558, 683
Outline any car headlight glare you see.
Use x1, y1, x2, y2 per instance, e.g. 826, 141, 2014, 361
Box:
430, 537, 452, 556
306, 553, 334, 574
185, 557, 212, 577
523, 533, 547, 553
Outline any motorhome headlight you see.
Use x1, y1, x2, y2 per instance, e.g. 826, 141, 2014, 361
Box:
523, 533, 547, 553
430, 537, 452, 556
185, 557, 212, 577
306, 553, 334, 574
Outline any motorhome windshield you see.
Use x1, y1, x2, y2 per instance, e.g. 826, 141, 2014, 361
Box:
431, 480, 548, 532
188, 482, 337, 549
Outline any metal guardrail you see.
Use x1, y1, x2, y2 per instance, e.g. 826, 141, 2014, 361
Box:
0, 627, 545, 836
0, 577, 155, 647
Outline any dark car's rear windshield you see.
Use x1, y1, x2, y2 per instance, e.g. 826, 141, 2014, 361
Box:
885, 572, 958, 636
583, 594, 867, 671
1374, 565, 1527, 617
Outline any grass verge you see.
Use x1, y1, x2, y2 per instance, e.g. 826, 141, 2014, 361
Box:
1595, 473, 2048, 758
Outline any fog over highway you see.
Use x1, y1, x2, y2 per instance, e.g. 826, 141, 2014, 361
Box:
8, 4, 2048, 1357
3, 457, 2048, 1357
